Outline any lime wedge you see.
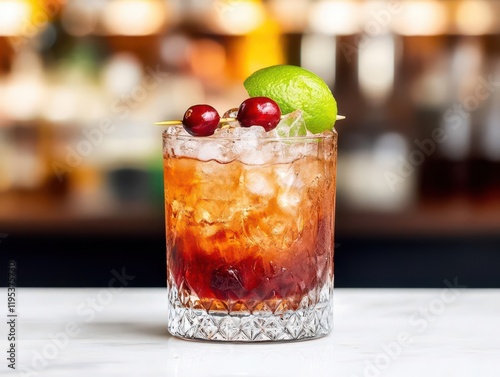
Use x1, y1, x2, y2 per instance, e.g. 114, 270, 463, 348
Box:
244, 65, 338, 134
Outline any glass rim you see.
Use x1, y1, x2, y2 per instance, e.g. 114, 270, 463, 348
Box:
162, 127, 337, 142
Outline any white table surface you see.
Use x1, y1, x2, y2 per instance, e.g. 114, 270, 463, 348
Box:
3, 288, 500, 377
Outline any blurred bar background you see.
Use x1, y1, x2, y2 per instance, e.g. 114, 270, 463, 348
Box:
0, 0, 499, 287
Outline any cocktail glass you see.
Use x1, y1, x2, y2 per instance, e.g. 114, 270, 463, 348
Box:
163, 124, 337, 342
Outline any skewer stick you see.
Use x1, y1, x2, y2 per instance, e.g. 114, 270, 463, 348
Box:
154, 115, 346, 126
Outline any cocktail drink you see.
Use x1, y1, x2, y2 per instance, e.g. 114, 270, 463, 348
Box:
160, 65, 341, 342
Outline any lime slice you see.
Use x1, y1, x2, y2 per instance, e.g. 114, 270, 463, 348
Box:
244, 65, 338, 134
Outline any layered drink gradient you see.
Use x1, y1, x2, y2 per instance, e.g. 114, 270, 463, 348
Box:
163, 120, 337, 341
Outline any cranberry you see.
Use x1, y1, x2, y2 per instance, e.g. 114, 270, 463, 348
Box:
182, 104, 220, 136
237, 97, 281, 131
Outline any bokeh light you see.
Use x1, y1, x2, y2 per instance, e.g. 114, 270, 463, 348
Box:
208, 0, 266, 35
392, 1, 448, 36
0, 1, 31, 36
101, 0, 168, 36
189, 39, 227, 82
358, 34, 395, 103
61, 0, 100, 37
456, 0, 495, 35
309, 0, 360, 35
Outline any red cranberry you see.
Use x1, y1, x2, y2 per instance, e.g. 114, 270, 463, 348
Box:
182, 105, 220, 136
237, 97, 281, 131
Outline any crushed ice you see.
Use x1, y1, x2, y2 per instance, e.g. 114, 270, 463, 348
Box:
164, 110, 321, 163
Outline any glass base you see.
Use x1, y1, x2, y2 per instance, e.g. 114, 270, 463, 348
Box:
167, 284, 333, 342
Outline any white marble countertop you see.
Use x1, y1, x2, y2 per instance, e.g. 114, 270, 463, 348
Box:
3, 288, 500, 376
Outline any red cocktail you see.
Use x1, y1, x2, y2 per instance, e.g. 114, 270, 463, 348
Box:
164, 124, 337, 341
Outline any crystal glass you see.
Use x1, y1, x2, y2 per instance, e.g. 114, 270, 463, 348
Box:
163, 126, 337, 342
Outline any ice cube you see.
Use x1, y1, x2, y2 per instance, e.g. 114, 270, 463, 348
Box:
274, 165, 296, 188
222, 108, 239, 119
240, 149, 271, 165
236, 125, 267, 140
179, 139, 200, 157
233, 127, 265, 153
194, 205, 213, 224
243, 169, 275, 197
271, 110, 307, 139
233, 126, 270, 164
213, 125, 237, 138
210, 265, 245, 292
277, 191, 301, 212
221, 108, 240, 128
213, 124, 266, 141
172, 139, 198, 158
197, 141, 231, 162
165, 125, 189, 137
